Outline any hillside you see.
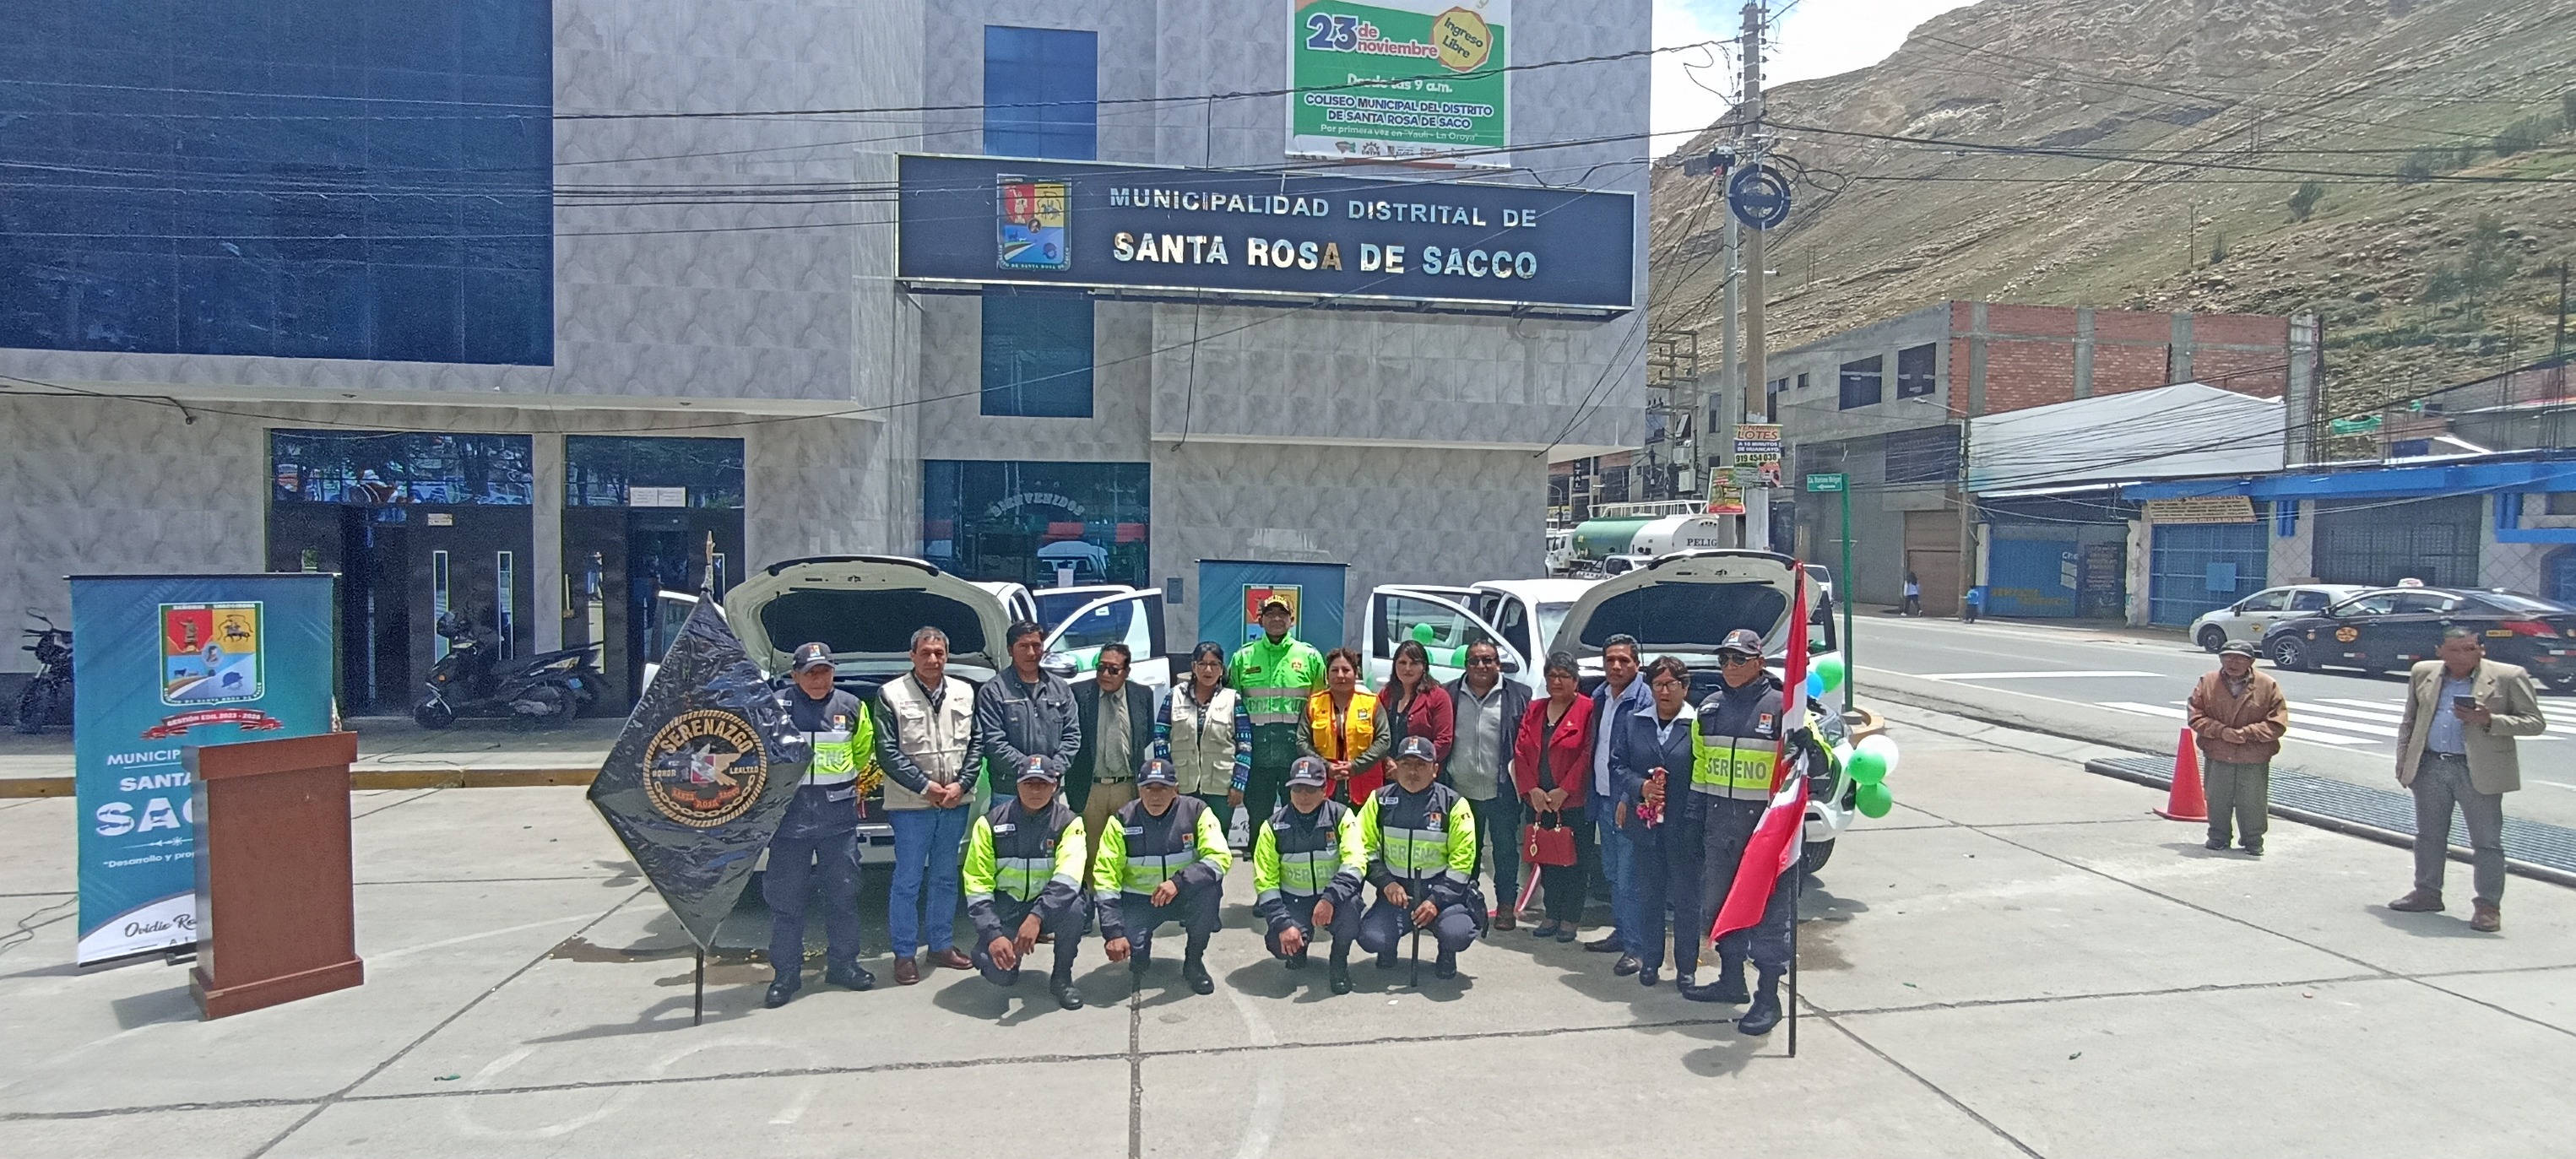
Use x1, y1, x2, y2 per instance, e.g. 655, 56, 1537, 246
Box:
1649, 0, 2576, 420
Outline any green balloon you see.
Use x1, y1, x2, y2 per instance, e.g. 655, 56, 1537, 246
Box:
1409, 621, 1435, 645
1856, 780, 1894, 818
1814, 653, 1847, 693
1846, 746, 1888, 786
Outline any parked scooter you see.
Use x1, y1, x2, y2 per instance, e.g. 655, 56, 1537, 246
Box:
14, 609, 73, 734
415, 612, 601, 729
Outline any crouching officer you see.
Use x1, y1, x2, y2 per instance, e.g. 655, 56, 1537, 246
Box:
1357, 737, 1483, 979
1097, 758, 1232, 994
1254, 756, 1367, 994
1684, 628, 1830, 1037
962, 756, 1091, 1010
766, 642, 879, 1009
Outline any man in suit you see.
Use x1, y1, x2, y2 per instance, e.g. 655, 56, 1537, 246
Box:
2389, 628, 2546, 933
1443, 638, 1531, 929
1071, 642, 1159, 888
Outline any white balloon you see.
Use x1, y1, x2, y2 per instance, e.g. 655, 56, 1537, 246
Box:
1854, 733, 1901, 778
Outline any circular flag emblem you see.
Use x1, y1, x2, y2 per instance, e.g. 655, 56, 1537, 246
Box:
643, 710, 770, 827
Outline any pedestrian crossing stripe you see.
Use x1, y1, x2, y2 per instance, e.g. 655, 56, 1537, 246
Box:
2094, 696, 2568, 748
2318, 697, 2576, 737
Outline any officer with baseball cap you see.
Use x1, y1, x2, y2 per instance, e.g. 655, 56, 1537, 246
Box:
1228, 596, 1328, 847
1678, 626, 1821, 1036
1356, 735, 1483, 979
764, 642, 878, 1009
1253, 756, 1369, 994
1095, 757, 1232, 995
960, 755, 1091, 1010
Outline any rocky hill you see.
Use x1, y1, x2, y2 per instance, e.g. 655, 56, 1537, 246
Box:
1649, 0, 2576, 420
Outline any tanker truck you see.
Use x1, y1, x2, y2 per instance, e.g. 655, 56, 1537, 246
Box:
1566, 513, 1732, 571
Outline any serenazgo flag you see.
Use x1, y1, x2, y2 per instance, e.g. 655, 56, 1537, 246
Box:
1711, 566, 1809, 940
588, 596, 807, 950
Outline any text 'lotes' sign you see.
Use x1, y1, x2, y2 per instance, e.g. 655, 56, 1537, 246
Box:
898, 154, 1635, 315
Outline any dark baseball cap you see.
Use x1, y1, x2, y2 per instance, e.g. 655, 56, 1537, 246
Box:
1136, 758, 1179, 787
790, 642, 836, 673
1394, 735, 1440, 764
1716, 629, 1764, 657
1287, 756, 1331, 788
2217, 639, 2259, 658
1016, 755, 1060, 783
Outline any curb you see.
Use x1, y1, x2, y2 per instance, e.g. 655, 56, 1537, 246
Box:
2080, 756, 2576, 891
0, 767, 599, 799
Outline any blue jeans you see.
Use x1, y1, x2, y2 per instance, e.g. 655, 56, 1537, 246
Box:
888, 804, 971, 957
1593, 787, 1637, 951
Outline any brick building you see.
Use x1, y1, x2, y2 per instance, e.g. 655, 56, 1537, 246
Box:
1763, 301, 2310, 613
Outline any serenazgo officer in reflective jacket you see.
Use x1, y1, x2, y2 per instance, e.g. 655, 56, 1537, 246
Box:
1683, 628, 1831, 1036
1357, 736, 1483, 980
765, 642, 879, 1009
1253, 756, 1368, 994
961, 755, 1092, 1010
1096, 758, 1233, 995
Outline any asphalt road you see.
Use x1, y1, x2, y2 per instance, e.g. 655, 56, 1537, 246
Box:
1843, 612, 2576, 829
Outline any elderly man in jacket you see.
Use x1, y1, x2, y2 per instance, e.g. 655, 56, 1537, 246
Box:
2186, 640, 2289, 857
2389, 628, 2546, 933
1443, 638, 1530, 930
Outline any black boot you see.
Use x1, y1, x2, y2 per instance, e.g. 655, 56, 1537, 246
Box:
1329, 943, 1353, 994
1130, 945, 1152, 976
1182, 934, 1214, 994
763, 978, 799, 1009
1434, 949, 1457, 980
1737, 972, 1783, 1036
1050, 969, 1085, 1011
824, 962, 875, 991
1714, 959, 1750, 1004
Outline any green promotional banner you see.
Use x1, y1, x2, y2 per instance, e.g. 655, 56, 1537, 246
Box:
71, 573, 337, 965
1288, 0, 1509, 167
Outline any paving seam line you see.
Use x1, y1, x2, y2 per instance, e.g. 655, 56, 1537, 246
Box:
1798, 1005, 2045, 1158
1866, 686, 2576, 891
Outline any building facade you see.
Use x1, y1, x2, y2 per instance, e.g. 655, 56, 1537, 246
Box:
1765, 301, 2305, 613
0, 0, 1648, 715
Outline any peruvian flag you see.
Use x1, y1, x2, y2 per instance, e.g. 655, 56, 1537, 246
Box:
1711, 563, 1811, 940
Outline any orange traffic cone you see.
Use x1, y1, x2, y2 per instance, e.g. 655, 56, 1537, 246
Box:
2155, 726, 2209, 821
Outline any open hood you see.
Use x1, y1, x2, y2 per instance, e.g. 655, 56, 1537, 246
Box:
724, 555, 1009, 679
1553, 550, 1806, 661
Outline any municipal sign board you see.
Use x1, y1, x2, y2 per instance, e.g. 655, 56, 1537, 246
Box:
1804, 472, 1847, 493
1727, 165, 1792, 230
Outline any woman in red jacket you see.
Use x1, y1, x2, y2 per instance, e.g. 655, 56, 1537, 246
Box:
1367, 639, 1454, 799
1513, 652, 1599, 943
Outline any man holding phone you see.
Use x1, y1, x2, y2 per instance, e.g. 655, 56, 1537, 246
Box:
2390, 629, 2546, 933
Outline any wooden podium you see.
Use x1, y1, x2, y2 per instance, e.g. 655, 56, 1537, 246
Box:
187, 731, 365, 1019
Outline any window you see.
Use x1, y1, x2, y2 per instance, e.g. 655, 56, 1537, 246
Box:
1375, 594, 1497, 663
1895, 343, 1938, 398
1838, 356, 1884, 410
921, 460, 1149, 588
2548, 493, 2576, 516
270, 431, 534, 506
565, 437, 746, 509
981, 290, 1094, 416
2237, 590, 2288, 614
2392, 593, 2455, 615
2335, 593, 2401, 616
984, 26, 1098, 160
1884, 426, 1960, 485
2287, 589, 2335, 612
1796, 372, 1811, 393
3, 3, 553, 364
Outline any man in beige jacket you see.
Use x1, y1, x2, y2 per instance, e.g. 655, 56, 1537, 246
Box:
2389, 629, 2545, 933
2187, 640, 2288, 856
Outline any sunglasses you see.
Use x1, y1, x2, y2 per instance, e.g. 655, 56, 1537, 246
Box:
1467, 655, 1500, 665
1098, 663, 1128, 675
1718, 652, 1762, 664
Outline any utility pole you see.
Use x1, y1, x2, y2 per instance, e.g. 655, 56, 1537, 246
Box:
2556, 259, 2568, 359
1740, 2, 1768, 424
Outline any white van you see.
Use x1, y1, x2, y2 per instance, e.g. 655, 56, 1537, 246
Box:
1361, 577, 1595, 694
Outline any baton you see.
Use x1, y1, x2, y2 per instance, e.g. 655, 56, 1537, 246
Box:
1409, 870, 1424, 988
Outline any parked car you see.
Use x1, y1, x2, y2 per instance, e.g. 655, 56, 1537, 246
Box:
1361, 577, 1595, 693
2188, 584, 2367, 653
971, 581, 1039, 630
1601, 554, 1651, 578
1552, 550, 1862, 872
2261, 586, 2576, 691
1033, 583, 1136, 633
666, 556, 1170, 864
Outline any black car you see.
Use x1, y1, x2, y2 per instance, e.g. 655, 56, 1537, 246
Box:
2261, 587, 2576, 690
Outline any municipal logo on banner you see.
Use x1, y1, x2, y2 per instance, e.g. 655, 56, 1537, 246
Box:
590, 596, 809, 950
997, 177, 1071, 271
160, 603, 263, 706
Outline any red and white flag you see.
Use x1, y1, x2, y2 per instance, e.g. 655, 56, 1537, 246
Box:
1711, 566, 1811, 940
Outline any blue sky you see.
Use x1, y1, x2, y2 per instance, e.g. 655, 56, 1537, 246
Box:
1651, 0, 1979, 147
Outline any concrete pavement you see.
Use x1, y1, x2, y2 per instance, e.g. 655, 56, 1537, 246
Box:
3, 704, 2573, 1157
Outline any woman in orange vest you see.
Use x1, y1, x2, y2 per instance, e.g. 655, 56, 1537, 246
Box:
1298, 647, 1393, 801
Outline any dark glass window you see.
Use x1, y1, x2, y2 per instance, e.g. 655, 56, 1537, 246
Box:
984, 26, 1098, 160
0, 3, 552, 365
270, 430, 534, 506
981, 289, 1095, 417
565, 436, 746, 509
1839, 356, 1884, 410
1884, 426, 1960, 485
922, 461, 1149, 588
1896, 343, 1938, 398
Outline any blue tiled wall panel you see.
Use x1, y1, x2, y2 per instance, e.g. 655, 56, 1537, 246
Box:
0, 0, 553, 365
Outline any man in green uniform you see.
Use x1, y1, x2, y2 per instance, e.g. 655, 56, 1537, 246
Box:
1228, 595, 1326, 837
1253, 756, 1368, 994
1357, 737, 1483, 980
1096, 758, 1233, 995
961, 756, 1090, 1010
